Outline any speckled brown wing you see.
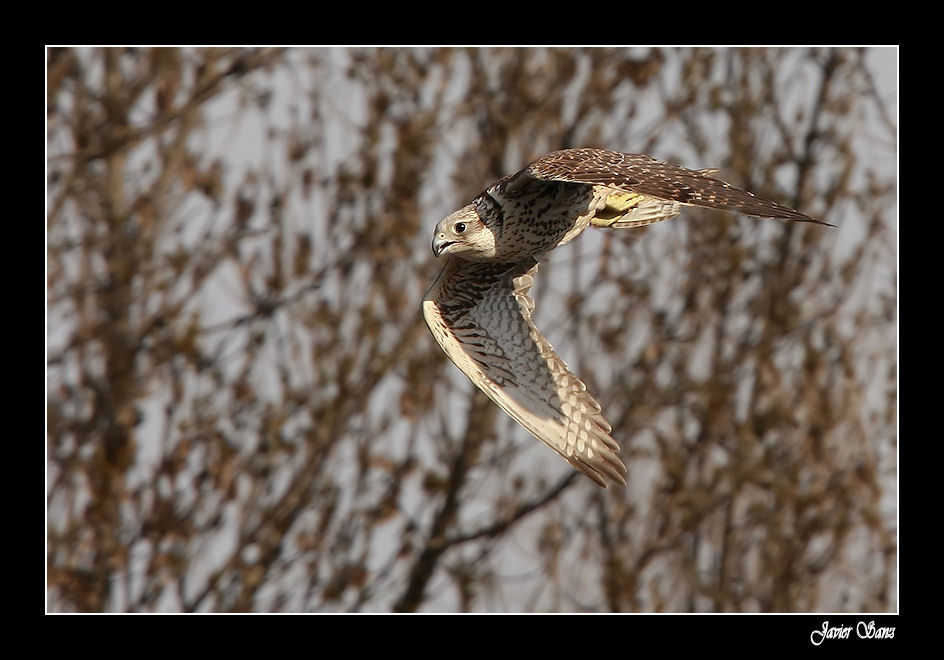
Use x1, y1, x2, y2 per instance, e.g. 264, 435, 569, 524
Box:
526, 148, 827, 225
422, 257, 627, 487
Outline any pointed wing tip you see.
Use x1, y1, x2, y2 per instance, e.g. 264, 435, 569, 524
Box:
790, 214, 834, 228
746, 209, 832, 227
576, 455, 628, 488
591, 472, 628, 489
608, 468, 629, 488
602, 473, 628, 488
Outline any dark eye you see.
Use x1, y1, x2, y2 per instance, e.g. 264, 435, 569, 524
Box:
455, 222, 467, 234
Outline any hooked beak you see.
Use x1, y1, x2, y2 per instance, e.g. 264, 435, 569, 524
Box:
432, 234, 454, 257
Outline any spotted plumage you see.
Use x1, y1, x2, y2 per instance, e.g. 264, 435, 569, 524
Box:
423, 148, 826, 487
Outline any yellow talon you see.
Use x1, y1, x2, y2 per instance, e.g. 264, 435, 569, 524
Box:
605, 191, 642, 212
590, 192, 643, 227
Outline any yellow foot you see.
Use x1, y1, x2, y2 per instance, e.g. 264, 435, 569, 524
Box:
591, 192, 643, 227
606, 191, 642, 211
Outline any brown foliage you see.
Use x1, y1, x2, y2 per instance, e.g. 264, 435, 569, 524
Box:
46, 47, 896, 612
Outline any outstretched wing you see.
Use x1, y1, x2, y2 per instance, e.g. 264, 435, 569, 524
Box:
422, 257, 627, 487
526, 148, 828, 226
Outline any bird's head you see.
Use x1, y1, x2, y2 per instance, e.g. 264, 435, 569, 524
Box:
431, 202, 498, 260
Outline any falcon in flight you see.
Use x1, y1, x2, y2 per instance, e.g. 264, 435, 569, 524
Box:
423, 148, 826, 487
